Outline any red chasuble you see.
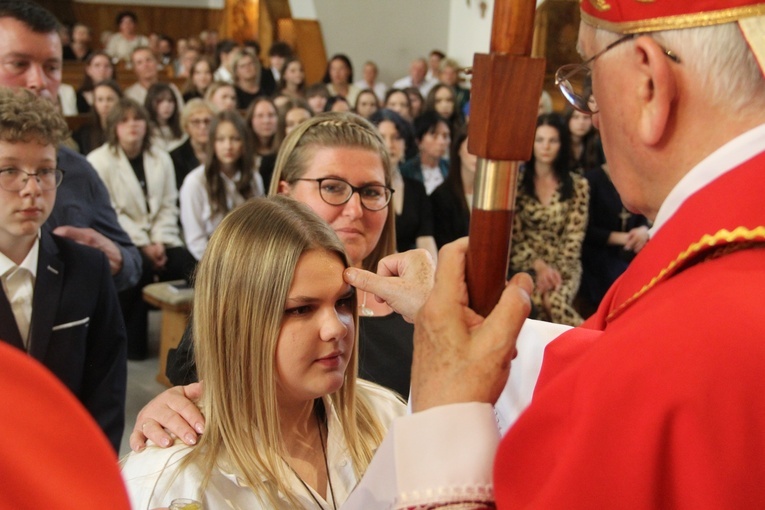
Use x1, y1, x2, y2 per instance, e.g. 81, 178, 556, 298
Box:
494, 151, 765, 508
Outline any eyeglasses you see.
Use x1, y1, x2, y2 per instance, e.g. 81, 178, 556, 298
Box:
293, 177, 394, 211
555, 34, 681, 114
0, 168, 64, 192
189, 118, 212, 127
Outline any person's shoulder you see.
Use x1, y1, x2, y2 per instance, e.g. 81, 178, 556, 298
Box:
357, 379, 407, 421
121, 442, 200, 506
180, 165, 206, 191
48, 230, 108, 266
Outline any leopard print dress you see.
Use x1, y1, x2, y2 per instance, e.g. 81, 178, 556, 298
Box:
511, 172, 589, 326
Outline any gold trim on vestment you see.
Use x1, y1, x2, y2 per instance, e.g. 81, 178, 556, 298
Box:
582, 5, 765, 33
606, 226, 765, 321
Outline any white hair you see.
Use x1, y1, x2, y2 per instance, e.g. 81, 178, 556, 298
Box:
589, 21, 765, 113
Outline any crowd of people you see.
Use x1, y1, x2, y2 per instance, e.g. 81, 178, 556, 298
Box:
5, 0, 763, 508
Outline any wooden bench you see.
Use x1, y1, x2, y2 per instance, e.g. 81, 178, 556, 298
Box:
142, 280, 193, 387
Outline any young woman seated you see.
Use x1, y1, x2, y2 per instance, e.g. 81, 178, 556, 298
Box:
121, 196, 405, 508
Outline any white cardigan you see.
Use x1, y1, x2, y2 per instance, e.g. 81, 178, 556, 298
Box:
87, 144, 184, 248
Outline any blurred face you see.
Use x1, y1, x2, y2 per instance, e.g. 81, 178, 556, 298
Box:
181, 49, 199, 74
282, 147, 388, 266
408, 92, 423, 117
214, 121, 243, 167
185, 110, 212, 145
0, 18, 62, 100
410, 60, 426, 83
210, 86, 237, 111
0, 141, 57, 251
377, 120, 405, 167
385, 92, 410, 121
329, 59, 350, 85
307, 94, 327, 115
93, 85, 119, 122
131, 49, 157, 82
283, 61, 304, 86
533, 125, 562, 166
118, 16, 136, 36
86, 54, 113, 83
72, 25, 90, 45
419, 122, 450, 160
275, 249, 354, 406
235, 55, 257, 81
429, 54, 442, 74
439, 65, 458, 87
251, 101, 277, 138
433, 86, 455, 118
154, 94, 175, 123
330, 99, 350, 113
459, 137, 477, 177
270, 55, 286, 72
158, 39, 172, 56
362, 63, 377, 84
116, 110, 147, 149
285, 107, 311, 135
568, 110, 593, 138
191, 60, 212, 90
355, 93, 378, 119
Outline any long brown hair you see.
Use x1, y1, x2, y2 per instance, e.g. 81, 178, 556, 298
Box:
203, 110, 257, 215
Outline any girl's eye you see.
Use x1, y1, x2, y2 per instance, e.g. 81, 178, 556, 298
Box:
285, 305, 312, 316
336, 297, 354, 311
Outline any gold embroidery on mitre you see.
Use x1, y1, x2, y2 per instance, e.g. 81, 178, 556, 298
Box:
606, 226, 765, 321
588, 0, 612, 12
635, 0, 656, 3
581, 4, 765, 33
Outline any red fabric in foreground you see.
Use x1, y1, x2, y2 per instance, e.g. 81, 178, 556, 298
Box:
0, 341, 130, 510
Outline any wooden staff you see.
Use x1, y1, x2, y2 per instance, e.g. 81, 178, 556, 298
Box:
466, 0, 545, 316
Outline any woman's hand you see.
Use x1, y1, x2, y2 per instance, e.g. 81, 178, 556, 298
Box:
130, 382, 205, 452
533, 259, 561, 293
141, 243, 167, 270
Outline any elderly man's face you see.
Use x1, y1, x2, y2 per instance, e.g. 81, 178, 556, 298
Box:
0, 17, 62, 100
410, 60, 426, 83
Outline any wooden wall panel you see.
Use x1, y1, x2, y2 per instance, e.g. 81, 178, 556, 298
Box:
278, 19, 327, 86
71, 3, 224, 44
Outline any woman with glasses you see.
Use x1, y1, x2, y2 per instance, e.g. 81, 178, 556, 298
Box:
169, 99, 215, 190
87, 98, 196, 360
179, 110, 264, 260
121, 196, 405, 507
165, 112, 414, 400
510, 113, 589, 327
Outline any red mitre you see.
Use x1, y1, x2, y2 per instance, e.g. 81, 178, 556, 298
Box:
580, 0, 765, 33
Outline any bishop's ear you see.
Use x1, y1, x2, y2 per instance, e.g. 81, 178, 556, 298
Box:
634, 35, 678, 146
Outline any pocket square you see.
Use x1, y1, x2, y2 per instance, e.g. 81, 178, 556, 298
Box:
52, 317, 90, 331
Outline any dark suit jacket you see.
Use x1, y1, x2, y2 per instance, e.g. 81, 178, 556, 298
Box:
0, 230, 127, 451
260, 67, 277, 97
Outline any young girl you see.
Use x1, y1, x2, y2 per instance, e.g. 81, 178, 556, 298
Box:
179, 110, 264, 259
144, 83, 185, 152
277, 57, 306, 99
87, 98, 196, 359
182, 56, 215, 102
121, 196, 405, 507
74, 79, 122, 155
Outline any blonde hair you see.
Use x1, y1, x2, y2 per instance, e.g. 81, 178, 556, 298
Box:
268, 111, 397, 271
180, 98, 214, 133
186, 196, 388, 506
0, 88, 68, 145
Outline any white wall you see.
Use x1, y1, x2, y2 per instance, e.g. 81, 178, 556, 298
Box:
288, 0, 548, 87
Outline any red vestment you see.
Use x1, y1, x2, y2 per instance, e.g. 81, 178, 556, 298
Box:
0, 341, 130, 509
494, 151, 765, 508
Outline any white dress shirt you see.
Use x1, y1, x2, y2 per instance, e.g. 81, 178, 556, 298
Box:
0, 237, 39, 348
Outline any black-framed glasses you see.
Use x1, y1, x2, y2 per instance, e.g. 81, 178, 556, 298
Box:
555, 34, 681, 114
293, 177, 394, 211
0, 168, 64, 192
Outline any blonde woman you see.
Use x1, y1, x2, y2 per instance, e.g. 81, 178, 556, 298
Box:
121, 196, 405, 508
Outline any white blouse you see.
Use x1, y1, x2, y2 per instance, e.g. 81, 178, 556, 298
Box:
121, 381, 405, 509
179, 165, 264, 260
